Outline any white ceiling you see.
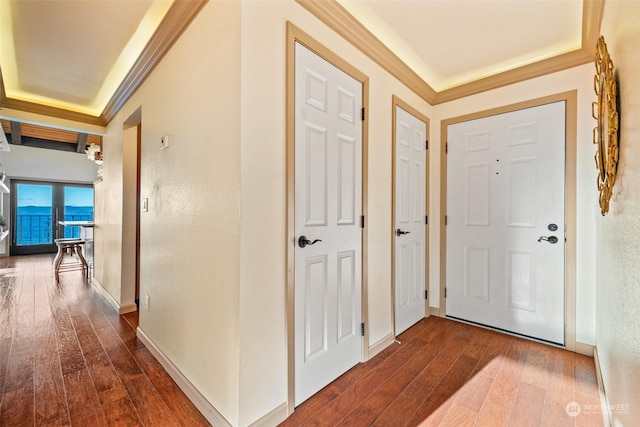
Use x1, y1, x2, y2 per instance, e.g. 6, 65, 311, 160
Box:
0, 0, 590, 122
339, 0, 584, 91
0, 0, 172, 116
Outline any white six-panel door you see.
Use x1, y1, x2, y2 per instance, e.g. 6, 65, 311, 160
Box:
446, 101, 566, 345
394, 106, 427, 335
294, 43, 363, 405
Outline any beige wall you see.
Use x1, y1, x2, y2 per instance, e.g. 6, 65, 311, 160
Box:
96, 1, 243, 424
91, 0, 633, 425
238, 1, 433, 424
597, 2, 640, 425
430, 64, 598, 345
98, 0, 433, 424
94, 121, 124, 306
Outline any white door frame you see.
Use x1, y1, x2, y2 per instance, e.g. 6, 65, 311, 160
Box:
285, 23, 370, 414
391, 96, 430, 336
439, 91, 580, 352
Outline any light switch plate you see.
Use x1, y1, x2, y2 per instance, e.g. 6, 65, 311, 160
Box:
160, 134, 170, 149
142, 198, 148, 212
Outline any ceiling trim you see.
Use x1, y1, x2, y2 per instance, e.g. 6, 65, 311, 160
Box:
295, 0, 437, 102
0, 0, 208, 127
100, 0, 208, 124
1, 95, 108, 126
297, 0, 604, 106
0, 0, 603, 125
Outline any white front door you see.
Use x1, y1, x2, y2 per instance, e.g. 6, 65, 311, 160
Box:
294, 43, 363, 405
394, 105, 427, 335
446, 101, 566, 345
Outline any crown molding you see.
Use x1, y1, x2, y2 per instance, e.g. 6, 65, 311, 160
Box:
101, 0, 208, 124
0, 0, 207, 127
434, 50, 593, 104
1, 0, 603, 124
298, 0, 604, 106
295, 0, 437, 103
0, 97, 108, 126
582, 0, 606, 57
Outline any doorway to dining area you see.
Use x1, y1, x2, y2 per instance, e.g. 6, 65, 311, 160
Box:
10, 180, 94, 255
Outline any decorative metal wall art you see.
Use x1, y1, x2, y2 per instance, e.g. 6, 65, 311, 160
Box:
592, 35, 619, 216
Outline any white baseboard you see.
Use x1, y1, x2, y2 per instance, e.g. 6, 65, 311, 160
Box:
594, 347, 612, 427
91, 277, 120, 312
574, 341, 594, 357
137, 327, 232, 427
119, 303, 137, 315
248, 402, 288, 427
368, 333, 395, 358
429, 306, 443, 318
90, 278, 138, 315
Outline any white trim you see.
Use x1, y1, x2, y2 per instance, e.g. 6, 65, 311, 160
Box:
118, 303, 137, 315
90, 277, 138, 314
574, 341, 594, 356
248, 402, 288, 427
136, 327, 232, 427
429, 306, 444, 318
594, 347, 612, 427
368, 333, 395, 358
91, 277, 119, 312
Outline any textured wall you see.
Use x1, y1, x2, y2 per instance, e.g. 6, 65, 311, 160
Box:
97, 2, 244, 424
237, 2, 432, 424
597, 2, 640, 426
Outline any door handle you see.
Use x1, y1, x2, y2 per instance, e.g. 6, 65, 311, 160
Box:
298, 236, 322, 248
395, 229, 411, 237
537, 236, 559, 244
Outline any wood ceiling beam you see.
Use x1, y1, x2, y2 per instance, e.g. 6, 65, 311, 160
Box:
9, 136, 77, 152
9, 121, 22, 145
76, 133, 88, 153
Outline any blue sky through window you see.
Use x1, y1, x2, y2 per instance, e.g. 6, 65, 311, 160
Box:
17, 184, 52, 207
65, 187, 93, 207
16, 184, 94, 207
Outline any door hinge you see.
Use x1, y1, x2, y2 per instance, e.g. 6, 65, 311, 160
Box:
445, 287, 447, 298
425, 215, 428, 225
360, 322, 365, 336
446, 142, 448, 154
445, 215, 448, 226
426, 140, 429, 150
360, 215, 365, 228
361, 107, 365, 121
425, 290, 428, 300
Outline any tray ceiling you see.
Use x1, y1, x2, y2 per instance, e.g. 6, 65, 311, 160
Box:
0, 0, 601, 127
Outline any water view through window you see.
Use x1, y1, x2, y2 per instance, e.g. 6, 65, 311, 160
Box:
16, 184, 94, 246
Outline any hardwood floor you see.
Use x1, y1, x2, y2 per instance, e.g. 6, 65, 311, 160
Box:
0, 254, 210, 426
281, 316, 604, 427
0, 254, 604, 427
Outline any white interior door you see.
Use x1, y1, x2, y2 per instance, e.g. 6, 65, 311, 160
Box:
394, 106, 427, 335
294, 43, 362, 405
446, 101, 566, 345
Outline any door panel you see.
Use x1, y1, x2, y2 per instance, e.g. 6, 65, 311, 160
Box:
394, 106, 427, 335
11, 182, 55, 254
10, 181, 94, 255
294, 43, 362, 405
446, 101, 565, 345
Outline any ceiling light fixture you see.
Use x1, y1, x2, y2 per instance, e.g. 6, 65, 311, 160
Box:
85, 143, 103, 165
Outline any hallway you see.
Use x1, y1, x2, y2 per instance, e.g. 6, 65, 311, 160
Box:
0, 254, 209, 426
282, 316, 604, 426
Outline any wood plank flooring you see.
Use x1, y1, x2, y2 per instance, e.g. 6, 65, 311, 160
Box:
0, 254, 604, 426
281, 316, 604, 427
0, 254, 210, 426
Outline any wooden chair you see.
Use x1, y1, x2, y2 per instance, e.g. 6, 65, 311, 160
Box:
53, 238, 88, 282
